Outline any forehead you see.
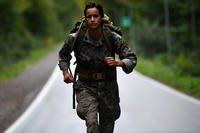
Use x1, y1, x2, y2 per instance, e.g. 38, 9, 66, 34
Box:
86, 7, 100, 16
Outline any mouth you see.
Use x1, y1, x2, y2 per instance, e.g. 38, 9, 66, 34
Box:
90, 23, 97, 26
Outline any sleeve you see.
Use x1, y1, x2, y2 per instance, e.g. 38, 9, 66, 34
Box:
112, 32, 137, 74
58, 33, 76, 71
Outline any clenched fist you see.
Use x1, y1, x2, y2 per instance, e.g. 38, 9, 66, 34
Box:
63, 70, 74, 83
104, 56, 124, 67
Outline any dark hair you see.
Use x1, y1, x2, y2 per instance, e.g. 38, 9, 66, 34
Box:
84, 2, 104, 18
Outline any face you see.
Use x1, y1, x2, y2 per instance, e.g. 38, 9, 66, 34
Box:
85, 7, 102, 30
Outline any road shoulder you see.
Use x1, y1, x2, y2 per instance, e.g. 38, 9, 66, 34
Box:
0, 48, 59, 132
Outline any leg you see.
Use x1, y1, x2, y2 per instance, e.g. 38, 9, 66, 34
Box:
99, 119, 115, 133
75, 82, 99, 133
99, 106, 117, 133
98, 81, 121, 133
85, 110, 99, 133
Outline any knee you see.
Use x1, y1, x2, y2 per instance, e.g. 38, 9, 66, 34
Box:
86, 113, 99, 133
76, 103, 87, 120
85, 112, 98, 125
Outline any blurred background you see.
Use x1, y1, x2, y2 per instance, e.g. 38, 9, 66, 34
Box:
0, 0, 199, 98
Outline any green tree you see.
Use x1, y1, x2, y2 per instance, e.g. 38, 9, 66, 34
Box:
24, 0, 60, 37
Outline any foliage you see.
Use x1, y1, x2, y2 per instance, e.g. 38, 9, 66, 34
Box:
54, 0, 78, 30
0, 0, 200, 82
0, 43, 58, 83
23, 0, 60, 37
136, 56, 200, 99
0, 0, 78, 74
134, 19, 166, 57
126, 0, 200, 76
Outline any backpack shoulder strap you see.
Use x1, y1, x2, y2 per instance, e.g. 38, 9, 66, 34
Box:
68, 19, 85, 52
71, 21, 117, 57
102, 26, 115, 56
69, 20, 86, 109
73, 23, 87, 55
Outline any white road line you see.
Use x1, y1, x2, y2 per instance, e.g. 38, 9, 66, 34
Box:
133, 71, 200, 106
5, 67, 200, 132
4, 66, 59, 133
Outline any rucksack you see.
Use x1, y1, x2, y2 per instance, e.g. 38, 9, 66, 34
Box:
69, 15, 122, 109
69, 14, 122, 55
70, 14, 122, 35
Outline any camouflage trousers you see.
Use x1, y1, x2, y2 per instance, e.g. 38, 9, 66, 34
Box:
73, 80, 121, 133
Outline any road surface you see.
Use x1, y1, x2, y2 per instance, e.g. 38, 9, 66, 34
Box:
5, 66, 200, 133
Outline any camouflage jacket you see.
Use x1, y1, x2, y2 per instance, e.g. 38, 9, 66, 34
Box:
58, 26, 137, 74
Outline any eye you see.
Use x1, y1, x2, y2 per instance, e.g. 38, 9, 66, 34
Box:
86, 14, 100, 20
93, 14, 99, 18
86, 15, 92, 19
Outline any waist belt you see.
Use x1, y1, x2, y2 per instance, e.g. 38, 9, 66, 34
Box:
78, 70, 116, 81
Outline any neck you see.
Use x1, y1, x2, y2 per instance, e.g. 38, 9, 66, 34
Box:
88, 27, 102, 39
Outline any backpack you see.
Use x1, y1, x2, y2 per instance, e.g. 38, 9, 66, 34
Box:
69, 15, 122, 54
70, 14, 122, 36
69, 15, 122, 109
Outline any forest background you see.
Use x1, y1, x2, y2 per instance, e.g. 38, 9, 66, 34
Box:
0, 0, 199, 99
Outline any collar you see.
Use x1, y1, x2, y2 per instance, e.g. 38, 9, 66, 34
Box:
83, 30, 105, 46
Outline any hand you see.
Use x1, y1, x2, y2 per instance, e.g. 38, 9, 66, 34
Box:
104, 57, 124, 67
63, 70, 74, 83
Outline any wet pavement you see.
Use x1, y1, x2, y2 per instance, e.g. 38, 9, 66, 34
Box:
6, 66, 200, 133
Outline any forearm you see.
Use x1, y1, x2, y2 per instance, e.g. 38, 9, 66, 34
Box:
58, 34, 75, 71
115, 60, 125, 67
58, 60, 70, 71
62, 69, 70, 75
121, 56, 137, 74
62, 68, 74, 83
112, 32, 137, 73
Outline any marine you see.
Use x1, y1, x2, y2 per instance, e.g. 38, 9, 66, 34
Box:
58, 2, 137, 133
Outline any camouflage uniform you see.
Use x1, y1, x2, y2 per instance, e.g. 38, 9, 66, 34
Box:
59, 25, 137, 133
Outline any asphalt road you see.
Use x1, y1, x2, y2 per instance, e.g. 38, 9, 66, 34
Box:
0, 48, 59, 132
6, 64, 200, 133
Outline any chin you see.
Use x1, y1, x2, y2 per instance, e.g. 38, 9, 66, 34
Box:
89, 26, 98, 30
90, 25, 101, 29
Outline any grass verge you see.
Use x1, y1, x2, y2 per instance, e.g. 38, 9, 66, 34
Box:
136, 56, 200, 100
0, 44, 59, 83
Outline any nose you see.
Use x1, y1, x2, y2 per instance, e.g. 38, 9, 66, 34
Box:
91, 16, 95, 21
